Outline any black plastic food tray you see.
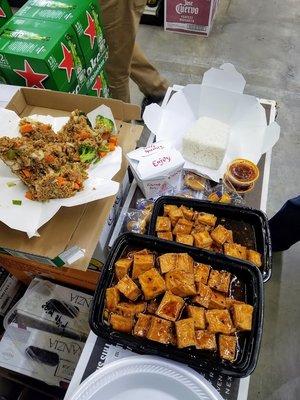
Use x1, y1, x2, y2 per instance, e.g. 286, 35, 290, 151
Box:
148, 196, 272, 282
90, 233, 264, 378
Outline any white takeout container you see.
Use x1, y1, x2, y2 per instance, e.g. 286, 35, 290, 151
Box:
126, 141, 185, 199
143, 63, 280, 182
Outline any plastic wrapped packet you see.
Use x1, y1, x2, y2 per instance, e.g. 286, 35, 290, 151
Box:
204, 180, 246, 206
180, 171, 209, 199
125, 208, 153, 235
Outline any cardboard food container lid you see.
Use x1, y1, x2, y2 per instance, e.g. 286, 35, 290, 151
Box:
0, 88, 142, 271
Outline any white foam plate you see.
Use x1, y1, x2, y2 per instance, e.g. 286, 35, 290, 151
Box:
69, 356, 224, 400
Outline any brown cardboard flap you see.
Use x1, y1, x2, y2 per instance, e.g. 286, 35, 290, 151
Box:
0, 89, 143, 270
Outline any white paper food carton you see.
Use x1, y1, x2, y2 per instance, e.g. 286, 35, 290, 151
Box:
0, 324, 84, 387
15, 278, 92, 341
126, 141, 185, 199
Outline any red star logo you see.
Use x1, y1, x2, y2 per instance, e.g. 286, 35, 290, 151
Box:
84, 11, 96, 49
92, 76, 102, 97
0, 7, 6, 18
59, 43, 74, 82
14, 60, 48, 89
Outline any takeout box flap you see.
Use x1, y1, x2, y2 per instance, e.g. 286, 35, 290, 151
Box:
202, 63, 246, 93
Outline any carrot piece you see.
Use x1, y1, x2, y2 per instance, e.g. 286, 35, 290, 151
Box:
57, 177, 67, 186
108, 142, 116, 152
73, 182, 80, 190
45, 154, 55, 163
25, 191, 34, 200
99, 151, 107, 158
109, 136, 118, 145
76, 131, 92, 140
22, 169, 31, 178
20, 124, 33, 134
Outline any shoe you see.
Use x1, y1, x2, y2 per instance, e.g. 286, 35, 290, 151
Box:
141, 94, 165, 119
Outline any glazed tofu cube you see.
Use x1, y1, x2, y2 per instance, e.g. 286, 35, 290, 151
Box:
224, 243, 247, 260
132, 253, 155, 279
191, 224, 209, 234
208, 270, 231, 293
207, 192, 220, 203
115, 258, 133, 280
116, 274, 141, 301
247, 250, 262, 268
194, 283, 212, 308
175, 318, 195, 348
232, 303, 253, 331
195, 330, 217, 350
193, 231, 213, 249
165, 270, 196, 297
196, 212, 217, 227
116, 302, 146, 316
147, 316, 173, 344
158, 253, 177, 274
156, 216, 171, 232
187, 305, 205, 329
226, 230, 234, 243
147, 299, 160, 314
206, 309, 234, 334
138, 268, 166, 300
157, 231, 173, 241
133, 313, 152, 338
194, 263, 211, 284
176, 234, 194, 246
169, 207, 184, 226
211, 225, 231, 245
180, 205, 194, 220
220, 193, 232, 204
173, 218, 193, 235
219, 334, 237, 362
156, 291, 185, 321
176, 253, 194, 273
208, 290, 227, 309
110, 313, 134, 333
164, 204, 178, 216
225, 298, 244, 309
105, 287, 120, 311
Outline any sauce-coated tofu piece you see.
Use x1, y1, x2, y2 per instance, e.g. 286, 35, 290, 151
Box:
232, 303, 253, 331
225, 298, 244, 309
220, 193, 232, 204
157, 231, 173, 241
110, 313, 134, 333
115, 258, 133, 280
106, 287, 120, 311
116, 302, 146, 316
173, 218, 193, 235
180, 205, 194, 220
194, 283, 212, 308
176, 234, 194, 246
187, 305, 205, 329
247, 249, 262, 268
175, 318, 195, 348
196, 212, 217, 227
116, 274, 141, 301
165, 270, 196, 297
211, 225, 231, 245
224, 243, 247, 260
193, 231, 213, 249
156, 291, 185, 321
147, 298, 159, 314
208, 270, 231, 294
132, 253, 155, 279
169, 207, 184, 226
194, 263, 211, 285
219, 334, 237, 362
195, 330, 217, 350
147, 316, 173, 344
138, 268, 166, 300
226, 230, 234, 243
176, 253, 194, 273
206, 309, 234, 334
133, 313, 152, 338
208, 290, 227, 309
164, 204, 178, 216
156, 216, 171, 232
158, 253, 177, 274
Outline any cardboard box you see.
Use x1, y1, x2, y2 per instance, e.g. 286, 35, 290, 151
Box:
0, 88, 142, 279
164, 0, 219, 37
0, 0, 12, 29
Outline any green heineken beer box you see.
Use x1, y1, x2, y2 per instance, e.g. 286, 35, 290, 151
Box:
86, 68, 110, 98
0, 0, 12, 29
0, 16, 87, 92
16, 0, 108, 74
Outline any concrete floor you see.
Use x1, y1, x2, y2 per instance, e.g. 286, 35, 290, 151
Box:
131, 1, 300, 399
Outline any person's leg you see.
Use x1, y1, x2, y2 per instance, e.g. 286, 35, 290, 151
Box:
130, 43, 170, 98
269, 195, 300, 251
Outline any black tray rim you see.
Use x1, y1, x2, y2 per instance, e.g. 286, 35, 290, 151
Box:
90, 232, 264, 378
147, 196, 272, 283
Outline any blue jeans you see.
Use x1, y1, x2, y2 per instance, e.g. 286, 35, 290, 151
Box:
269, 195, 300, 251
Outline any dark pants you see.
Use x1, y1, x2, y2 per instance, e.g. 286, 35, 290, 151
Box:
269, 195, 300, 251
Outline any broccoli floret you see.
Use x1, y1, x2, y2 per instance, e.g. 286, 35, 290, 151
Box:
79, 145, 98, 164
95, 116, 114, 133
